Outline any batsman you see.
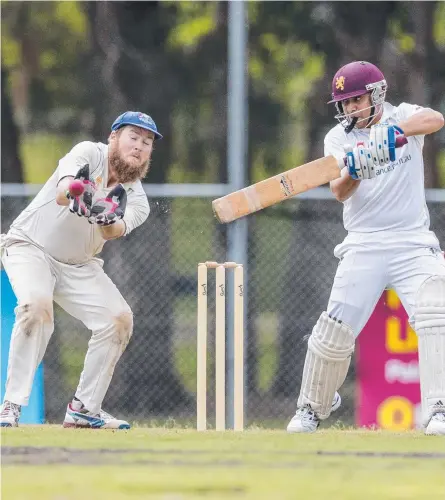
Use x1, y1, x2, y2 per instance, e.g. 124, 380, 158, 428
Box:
287, 61, 445, 435
0, 111, 162, 429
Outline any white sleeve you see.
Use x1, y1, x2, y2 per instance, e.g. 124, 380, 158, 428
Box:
123, 183, 150, 236
324, 129, 347, 164
396, 102, 428, 148
57, 141, 102, 182
397, 102, 426, 121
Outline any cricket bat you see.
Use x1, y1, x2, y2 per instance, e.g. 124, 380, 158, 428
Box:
212, 135, 407, 223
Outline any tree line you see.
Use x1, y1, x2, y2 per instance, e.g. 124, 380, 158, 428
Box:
2, 1, 445, 186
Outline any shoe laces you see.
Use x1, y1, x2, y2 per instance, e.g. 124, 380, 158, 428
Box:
99, 409, 114, 420
296, 405, 318, 422
1, 401, 21, 418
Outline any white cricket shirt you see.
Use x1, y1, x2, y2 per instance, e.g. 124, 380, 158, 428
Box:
8, 141, 150, 264
324, 102, 430, 233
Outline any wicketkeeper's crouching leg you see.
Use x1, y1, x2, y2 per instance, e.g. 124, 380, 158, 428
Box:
63, 309, 134, 430
287, 312, 355, 433
414, 276, 445, 436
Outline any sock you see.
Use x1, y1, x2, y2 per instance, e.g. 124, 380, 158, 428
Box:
71, 397, 84, 411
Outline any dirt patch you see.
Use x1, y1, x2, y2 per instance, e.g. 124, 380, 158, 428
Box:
316, 451, 445, 459
2, 447, 444, 467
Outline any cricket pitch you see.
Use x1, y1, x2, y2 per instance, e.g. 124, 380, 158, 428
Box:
2, 426, 444, 499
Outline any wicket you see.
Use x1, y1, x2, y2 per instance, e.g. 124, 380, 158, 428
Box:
197, 261, 244, 431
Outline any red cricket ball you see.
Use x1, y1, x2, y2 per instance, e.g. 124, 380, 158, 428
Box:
69, 180, 85, 196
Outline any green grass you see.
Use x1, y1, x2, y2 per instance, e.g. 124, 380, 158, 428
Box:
21, 132, 77, 184
439, 150, 445, 187
2, 427, 445, 499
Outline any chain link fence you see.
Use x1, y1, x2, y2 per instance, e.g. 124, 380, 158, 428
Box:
2, 194, 445, 428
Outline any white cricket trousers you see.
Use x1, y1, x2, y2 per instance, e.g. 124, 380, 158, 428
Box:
1, 240, 133, 414
327, 230, 445, 335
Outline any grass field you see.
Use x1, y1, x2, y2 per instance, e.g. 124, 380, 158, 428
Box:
2, 426, 445, 500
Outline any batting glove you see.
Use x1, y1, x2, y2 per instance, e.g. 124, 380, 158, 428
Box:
344, 143, 376, 180
67, 164, 96, 218
88, 184, 127, 226
369, 124, 405, 166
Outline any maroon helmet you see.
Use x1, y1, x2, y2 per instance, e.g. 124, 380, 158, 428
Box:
328, 61, 387, 132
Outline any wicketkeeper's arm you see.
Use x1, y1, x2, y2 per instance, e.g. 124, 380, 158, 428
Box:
99, 220, 126, 240
55, 176, 74, 206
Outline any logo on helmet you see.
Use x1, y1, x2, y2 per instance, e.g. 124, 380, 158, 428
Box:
335, 76, 345, 91
137, 113, 154, 126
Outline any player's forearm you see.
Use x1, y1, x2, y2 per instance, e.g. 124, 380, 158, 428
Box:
55, 177, 74, 206
330, 167, 360, 202
399, 109, 444, 137
99, 220, 126, 240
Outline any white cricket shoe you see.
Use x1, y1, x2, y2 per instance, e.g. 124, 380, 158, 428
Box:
425, 412, 445, 436
63, 399, 131, 430
287, 391, 341, 434
0, 400, 21, 427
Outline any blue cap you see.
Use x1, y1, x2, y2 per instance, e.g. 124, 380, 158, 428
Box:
111, 111, 163, 140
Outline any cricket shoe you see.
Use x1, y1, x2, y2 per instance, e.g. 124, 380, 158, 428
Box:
425, 411, 445, 436
0, 400, 21, 427
63, 399, 131, 430
287, 391, 341, 434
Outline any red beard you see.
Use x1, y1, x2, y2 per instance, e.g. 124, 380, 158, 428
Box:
108, 143, 150, 184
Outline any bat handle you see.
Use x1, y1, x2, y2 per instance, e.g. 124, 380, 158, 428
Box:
395, 135, 408, 148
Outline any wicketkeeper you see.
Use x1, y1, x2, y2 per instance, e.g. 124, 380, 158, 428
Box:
0, 111, 162, 429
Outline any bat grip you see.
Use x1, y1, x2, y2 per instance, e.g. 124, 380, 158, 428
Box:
341, 135, 407, 169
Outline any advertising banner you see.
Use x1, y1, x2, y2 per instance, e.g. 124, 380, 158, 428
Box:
1, 270, 45, 424
356, 289, 421, 430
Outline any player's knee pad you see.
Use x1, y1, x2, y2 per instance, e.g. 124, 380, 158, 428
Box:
298, 312, 355, 419
414, 275, 445, 332
413, 276, 445, 426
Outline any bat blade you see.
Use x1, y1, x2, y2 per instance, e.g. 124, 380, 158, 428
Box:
212, 134, 408, 224
212, 155, 343, 223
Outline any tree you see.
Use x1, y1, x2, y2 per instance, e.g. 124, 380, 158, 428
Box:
1, 67, 23, 183
389, 1, 445, 187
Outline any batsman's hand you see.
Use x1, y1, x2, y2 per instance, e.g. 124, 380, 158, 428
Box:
369, 123, 405, 166
88, 184, 127, 226
344, 143, 376, 180
67, 164, 96, 218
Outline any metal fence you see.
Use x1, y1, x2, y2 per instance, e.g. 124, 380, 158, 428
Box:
2, 190, 445, 428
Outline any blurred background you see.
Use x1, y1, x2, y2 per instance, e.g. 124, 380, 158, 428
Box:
1, 1, 445, 428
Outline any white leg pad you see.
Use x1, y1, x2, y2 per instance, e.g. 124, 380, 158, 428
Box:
297, 312, 355, 419
414, 276, 445, 426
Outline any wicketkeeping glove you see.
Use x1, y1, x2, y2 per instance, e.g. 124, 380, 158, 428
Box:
67, 164, 96, 218
344, 143, 376, 180
369, 123, 405, 166
88, 184, 127, 226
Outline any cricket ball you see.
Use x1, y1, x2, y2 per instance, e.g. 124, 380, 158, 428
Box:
69, 180, 85, 196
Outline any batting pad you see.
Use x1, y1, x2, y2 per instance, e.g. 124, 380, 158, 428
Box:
297, 312, 355, 419
414, 276, 445, 426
